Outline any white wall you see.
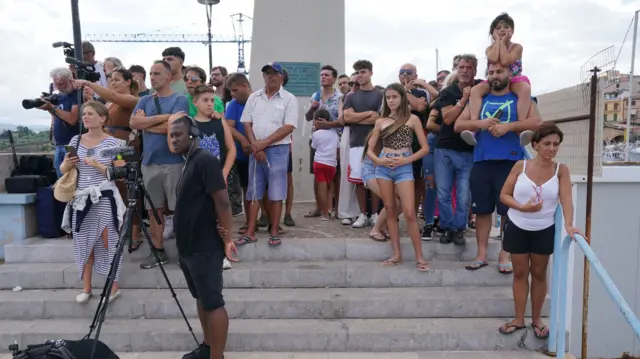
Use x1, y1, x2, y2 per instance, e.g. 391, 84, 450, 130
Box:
249, 0, 345, 201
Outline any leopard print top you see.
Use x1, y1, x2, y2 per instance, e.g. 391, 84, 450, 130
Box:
382, 125, 413, 150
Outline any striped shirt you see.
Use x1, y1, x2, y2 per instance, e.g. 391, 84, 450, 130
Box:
240, 86, 298, 146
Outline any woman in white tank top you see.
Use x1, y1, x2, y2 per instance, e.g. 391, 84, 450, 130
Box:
497, 123, 583, 339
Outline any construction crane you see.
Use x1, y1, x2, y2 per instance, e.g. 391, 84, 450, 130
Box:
84, 13, 251, 74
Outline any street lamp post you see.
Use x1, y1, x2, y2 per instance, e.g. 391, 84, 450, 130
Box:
197, 0, 220, 73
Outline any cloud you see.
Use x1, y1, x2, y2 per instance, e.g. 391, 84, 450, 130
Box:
0, 0, 637, 127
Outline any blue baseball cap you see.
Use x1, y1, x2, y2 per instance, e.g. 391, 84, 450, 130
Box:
261, 62, 283, 74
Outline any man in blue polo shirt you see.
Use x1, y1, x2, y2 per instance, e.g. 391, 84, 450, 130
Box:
455, 62, 541, 273
224, 73, 253, 232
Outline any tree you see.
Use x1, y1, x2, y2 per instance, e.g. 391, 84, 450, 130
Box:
16, 126, 33, 137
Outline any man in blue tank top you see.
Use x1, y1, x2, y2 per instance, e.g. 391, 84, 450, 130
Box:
455, 62, 542, 272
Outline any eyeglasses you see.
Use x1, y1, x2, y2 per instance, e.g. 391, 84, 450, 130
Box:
399, 69, 415, 75
184, 75, 202, 83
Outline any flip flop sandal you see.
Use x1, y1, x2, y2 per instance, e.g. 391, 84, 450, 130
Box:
268, 236, 282, 247
369, 232, 387, 242
498, 263, 513, 274
234, 236, 257, 246
465, 261, 489, 271
237, 224, 248, 235
130, 239, 144, 252
267, 225, 285, 235
531, 322, 549, 339
499, 322, 526, 335
380, 258, 401, 267
304, 210, 322, 218
416, 262, 430, 272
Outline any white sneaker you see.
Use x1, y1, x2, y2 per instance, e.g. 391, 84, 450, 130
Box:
369, 213, 379, 226
223, 257, 232, 270
109, 290, 122, 303
76, 292, 92, 304
163, 215, 174, 240
341, 218, 353, 225
352, 213, 368, 228
460, 130, 477, 146
520, 130, 534, 146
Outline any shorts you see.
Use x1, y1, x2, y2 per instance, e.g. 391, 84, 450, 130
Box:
503, 219, 555, 255
348, 146, 365, 184
247, 144, 289, 201
235, 159, 249, 188
375, 152, 414, 184
361, 157, 376, 186
141, 163, 182, 211
179, 252, 225, 311
470, 160, 516, 216
313, 162, 336, 183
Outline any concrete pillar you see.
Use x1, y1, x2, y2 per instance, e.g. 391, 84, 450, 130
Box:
249, 0, 345, 201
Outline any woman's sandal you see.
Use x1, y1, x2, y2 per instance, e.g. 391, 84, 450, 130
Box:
499, 321, 526, 335
380, 258, 401, 267
465, 261, 489, 271
304, 210, 322, 218
531, 322, 549, 339
237, 224, 248, 235
268, 236, 282, 247
416, 261, 430, 272
267, 225, 285, 235
498, 263, 513, 274
130, 239, 144, 252
369, 232, 387, 242
234, 236, 257, 246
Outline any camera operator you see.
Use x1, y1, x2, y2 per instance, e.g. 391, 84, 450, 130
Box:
74, 67, 144, 250
40, 67, 81, 178
81, 41, 107, 88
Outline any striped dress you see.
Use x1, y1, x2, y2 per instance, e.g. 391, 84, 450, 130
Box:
69, 135, 124, 281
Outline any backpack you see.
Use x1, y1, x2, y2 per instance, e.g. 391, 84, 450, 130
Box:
10, 339, 119, 359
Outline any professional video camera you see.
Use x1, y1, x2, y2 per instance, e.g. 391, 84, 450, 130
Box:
21, 92, 61, 110
100, 146, 139, 182
52, 41, 101, 83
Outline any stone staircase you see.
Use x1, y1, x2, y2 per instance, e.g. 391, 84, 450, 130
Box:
0, 228, 560, 357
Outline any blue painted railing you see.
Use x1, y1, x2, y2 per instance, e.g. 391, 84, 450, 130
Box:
522, 149, 640, 357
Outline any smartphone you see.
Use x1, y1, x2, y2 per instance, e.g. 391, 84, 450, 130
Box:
64, 145, 78, 158
494, 109, 503, 119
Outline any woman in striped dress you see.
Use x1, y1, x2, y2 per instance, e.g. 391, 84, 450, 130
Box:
60, 101, 126, 304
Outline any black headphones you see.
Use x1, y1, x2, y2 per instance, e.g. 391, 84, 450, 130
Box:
181, 115, 201, 139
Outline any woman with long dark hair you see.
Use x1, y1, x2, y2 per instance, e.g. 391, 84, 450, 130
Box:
367, 83, 430, 271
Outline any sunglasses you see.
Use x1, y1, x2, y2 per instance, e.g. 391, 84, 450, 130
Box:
184, 75, 202, 83
399, 69, 415, 75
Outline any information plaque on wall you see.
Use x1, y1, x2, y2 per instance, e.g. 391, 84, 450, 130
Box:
278, 62, 321, 97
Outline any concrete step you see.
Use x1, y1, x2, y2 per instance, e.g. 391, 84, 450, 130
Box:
0, 351, 573, 359
0, 260, 512, 290
4, 236, 503, 263
0, 287, 548, 320
0, 318, 558, 352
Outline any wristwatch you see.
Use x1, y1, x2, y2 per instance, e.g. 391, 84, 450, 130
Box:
48, 108, 56, 115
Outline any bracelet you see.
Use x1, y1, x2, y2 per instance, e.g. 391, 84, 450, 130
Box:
48, 108, 55, 115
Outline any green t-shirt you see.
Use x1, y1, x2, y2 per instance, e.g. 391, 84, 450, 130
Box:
187, 94, 224, 117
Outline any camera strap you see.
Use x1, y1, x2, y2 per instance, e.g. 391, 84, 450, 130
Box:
153, 95, 163, 115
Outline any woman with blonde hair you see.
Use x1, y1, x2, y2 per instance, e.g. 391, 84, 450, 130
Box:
60, 101, 126, 304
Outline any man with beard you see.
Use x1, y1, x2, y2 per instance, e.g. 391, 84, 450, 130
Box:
455, 62, 541, 273
210, 66, 228, 104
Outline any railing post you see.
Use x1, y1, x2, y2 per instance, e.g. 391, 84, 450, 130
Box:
547, 206, 565, 355
556, 236, 573, 358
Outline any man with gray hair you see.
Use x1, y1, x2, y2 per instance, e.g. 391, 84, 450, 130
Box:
431, 54, 479, 246
40, 67, 81, 177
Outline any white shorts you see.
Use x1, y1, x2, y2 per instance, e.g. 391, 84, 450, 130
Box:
348, 146, 364, 184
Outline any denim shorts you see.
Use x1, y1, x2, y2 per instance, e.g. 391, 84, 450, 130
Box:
361, 157, 376, 185
247, 144, 289, 201
375, 152, 414, 184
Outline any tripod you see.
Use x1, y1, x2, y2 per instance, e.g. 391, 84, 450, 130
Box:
82, 165, 198, 359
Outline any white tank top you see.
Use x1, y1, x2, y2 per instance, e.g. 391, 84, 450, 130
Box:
507, 160, 560, 231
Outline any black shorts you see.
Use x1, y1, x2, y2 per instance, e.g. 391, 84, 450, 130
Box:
503, 219, 555, 255
235, 159, 249, 188
179, 252, 225, 311
470, 160, 516, 216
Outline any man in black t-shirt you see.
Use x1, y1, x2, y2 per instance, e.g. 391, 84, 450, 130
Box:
170, 116, 237, 359
433, 55, 479, 247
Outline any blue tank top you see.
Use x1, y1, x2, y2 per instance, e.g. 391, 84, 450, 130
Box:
474, 92, 523, 162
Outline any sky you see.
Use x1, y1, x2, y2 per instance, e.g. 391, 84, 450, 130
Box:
0, 0, 638, 128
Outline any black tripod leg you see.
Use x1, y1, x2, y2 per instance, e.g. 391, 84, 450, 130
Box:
134, 210, 200, 346
85, 205, 134, 359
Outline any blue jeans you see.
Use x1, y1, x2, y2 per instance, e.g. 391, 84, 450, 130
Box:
247, 144, 289, 201
434, 148, 473, 231
422, 134, 437, 225
54, 145, 67, 178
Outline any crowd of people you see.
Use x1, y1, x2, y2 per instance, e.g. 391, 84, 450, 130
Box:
38, 12, 584, 359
